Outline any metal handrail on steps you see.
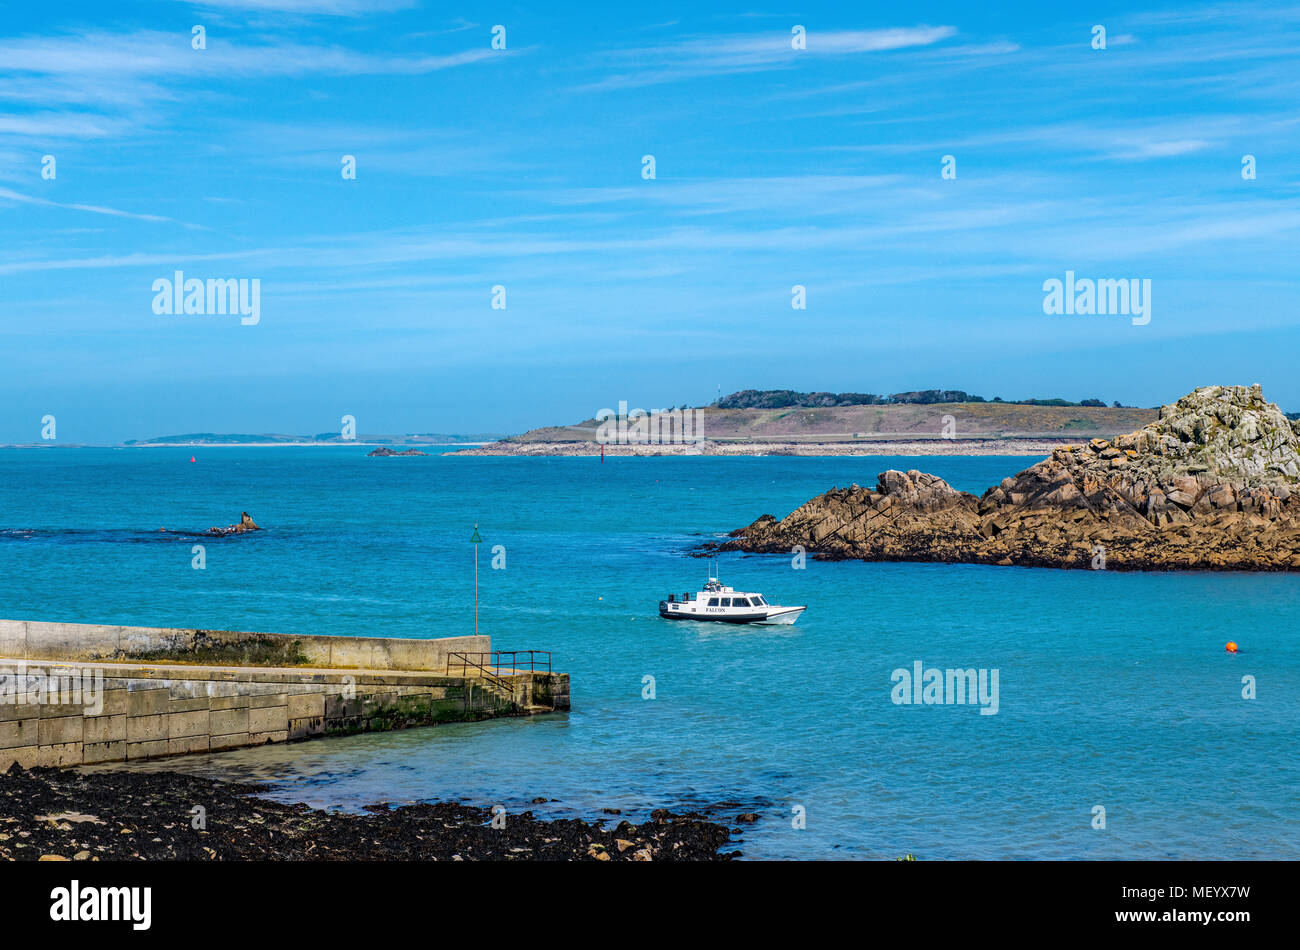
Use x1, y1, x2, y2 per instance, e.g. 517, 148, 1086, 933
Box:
446, 650, 552, 677
445, 652, 511, 691
445, 651, 552, 695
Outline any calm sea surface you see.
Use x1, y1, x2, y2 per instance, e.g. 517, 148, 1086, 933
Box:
2, 447, 1296, 859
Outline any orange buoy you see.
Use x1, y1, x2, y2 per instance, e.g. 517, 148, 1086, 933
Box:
1226, 641, 1238, 653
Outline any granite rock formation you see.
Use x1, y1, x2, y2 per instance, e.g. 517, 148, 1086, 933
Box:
720, 385, 1300, 571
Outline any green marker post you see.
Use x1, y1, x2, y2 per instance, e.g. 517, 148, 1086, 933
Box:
471, 524, 482, 637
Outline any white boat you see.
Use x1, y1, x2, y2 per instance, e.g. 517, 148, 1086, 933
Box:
659, 577, 806, 625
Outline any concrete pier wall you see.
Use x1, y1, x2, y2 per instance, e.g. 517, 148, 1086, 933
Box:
0, 620, 486, 672
0, 619, 569, 771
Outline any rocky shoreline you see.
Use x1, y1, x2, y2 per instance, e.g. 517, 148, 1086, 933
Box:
715, 385, 1300, 572
0, 765, 741, 861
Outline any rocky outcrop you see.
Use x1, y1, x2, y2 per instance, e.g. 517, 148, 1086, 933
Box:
367, 447, 428, 456
721, 385, 1300, 571
205, 512, 260, 537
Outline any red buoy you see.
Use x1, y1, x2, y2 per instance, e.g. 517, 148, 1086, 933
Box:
190, 456, 196, 463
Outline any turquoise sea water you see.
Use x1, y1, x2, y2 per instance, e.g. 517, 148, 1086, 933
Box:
2, 447, 1296, 859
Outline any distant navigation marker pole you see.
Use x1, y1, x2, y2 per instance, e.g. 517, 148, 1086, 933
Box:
471, 524, 482, 636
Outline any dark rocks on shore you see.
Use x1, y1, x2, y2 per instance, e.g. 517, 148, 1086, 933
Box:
0, 765, 739, 862
717, 385, 1300, 571
367, 447, 428, 457
204, 512, 260, 537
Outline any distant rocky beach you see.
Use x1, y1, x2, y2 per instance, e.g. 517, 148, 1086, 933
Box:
714, 385, 1300, 571
450, 438, 1076, 457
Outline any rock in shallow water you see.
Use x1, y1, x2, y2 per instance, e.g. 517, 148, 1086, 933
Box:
204, 512, 260, 536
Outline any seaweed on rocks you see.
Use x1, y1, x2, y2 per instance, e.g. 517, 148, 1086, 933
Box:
0, 765, 740, 862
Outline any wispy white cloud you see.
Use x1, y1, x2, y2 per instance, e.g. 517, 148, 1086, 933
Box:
407, 18, 479, 38
817, 115, 1255, 164
173, 0, 417, 15
0, 110, 132, 138
218, 120, 529, 178
0, 30, 501, 81
8, 170, 1295, 283
575, 25, 956, 90
1128, 2, 1300, 27
0, 248, 262, 276
532, 174, 914, 215
0, 28, 505, 150
1113, 138, 1210, 159
0, 186, 197, 227
0, 74, 174, 110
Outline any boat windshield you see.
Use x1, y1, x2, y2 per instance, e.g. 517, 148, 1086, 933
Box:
752, 595, 766, 606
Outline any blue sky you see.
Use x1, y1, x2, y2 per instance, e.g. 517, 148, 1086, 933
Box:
3, 0, 1299, 442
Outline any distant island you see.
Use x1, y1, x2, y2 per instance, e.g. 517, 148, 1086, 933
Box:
452, 388, 1163, 457
123, 432, 504, 447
